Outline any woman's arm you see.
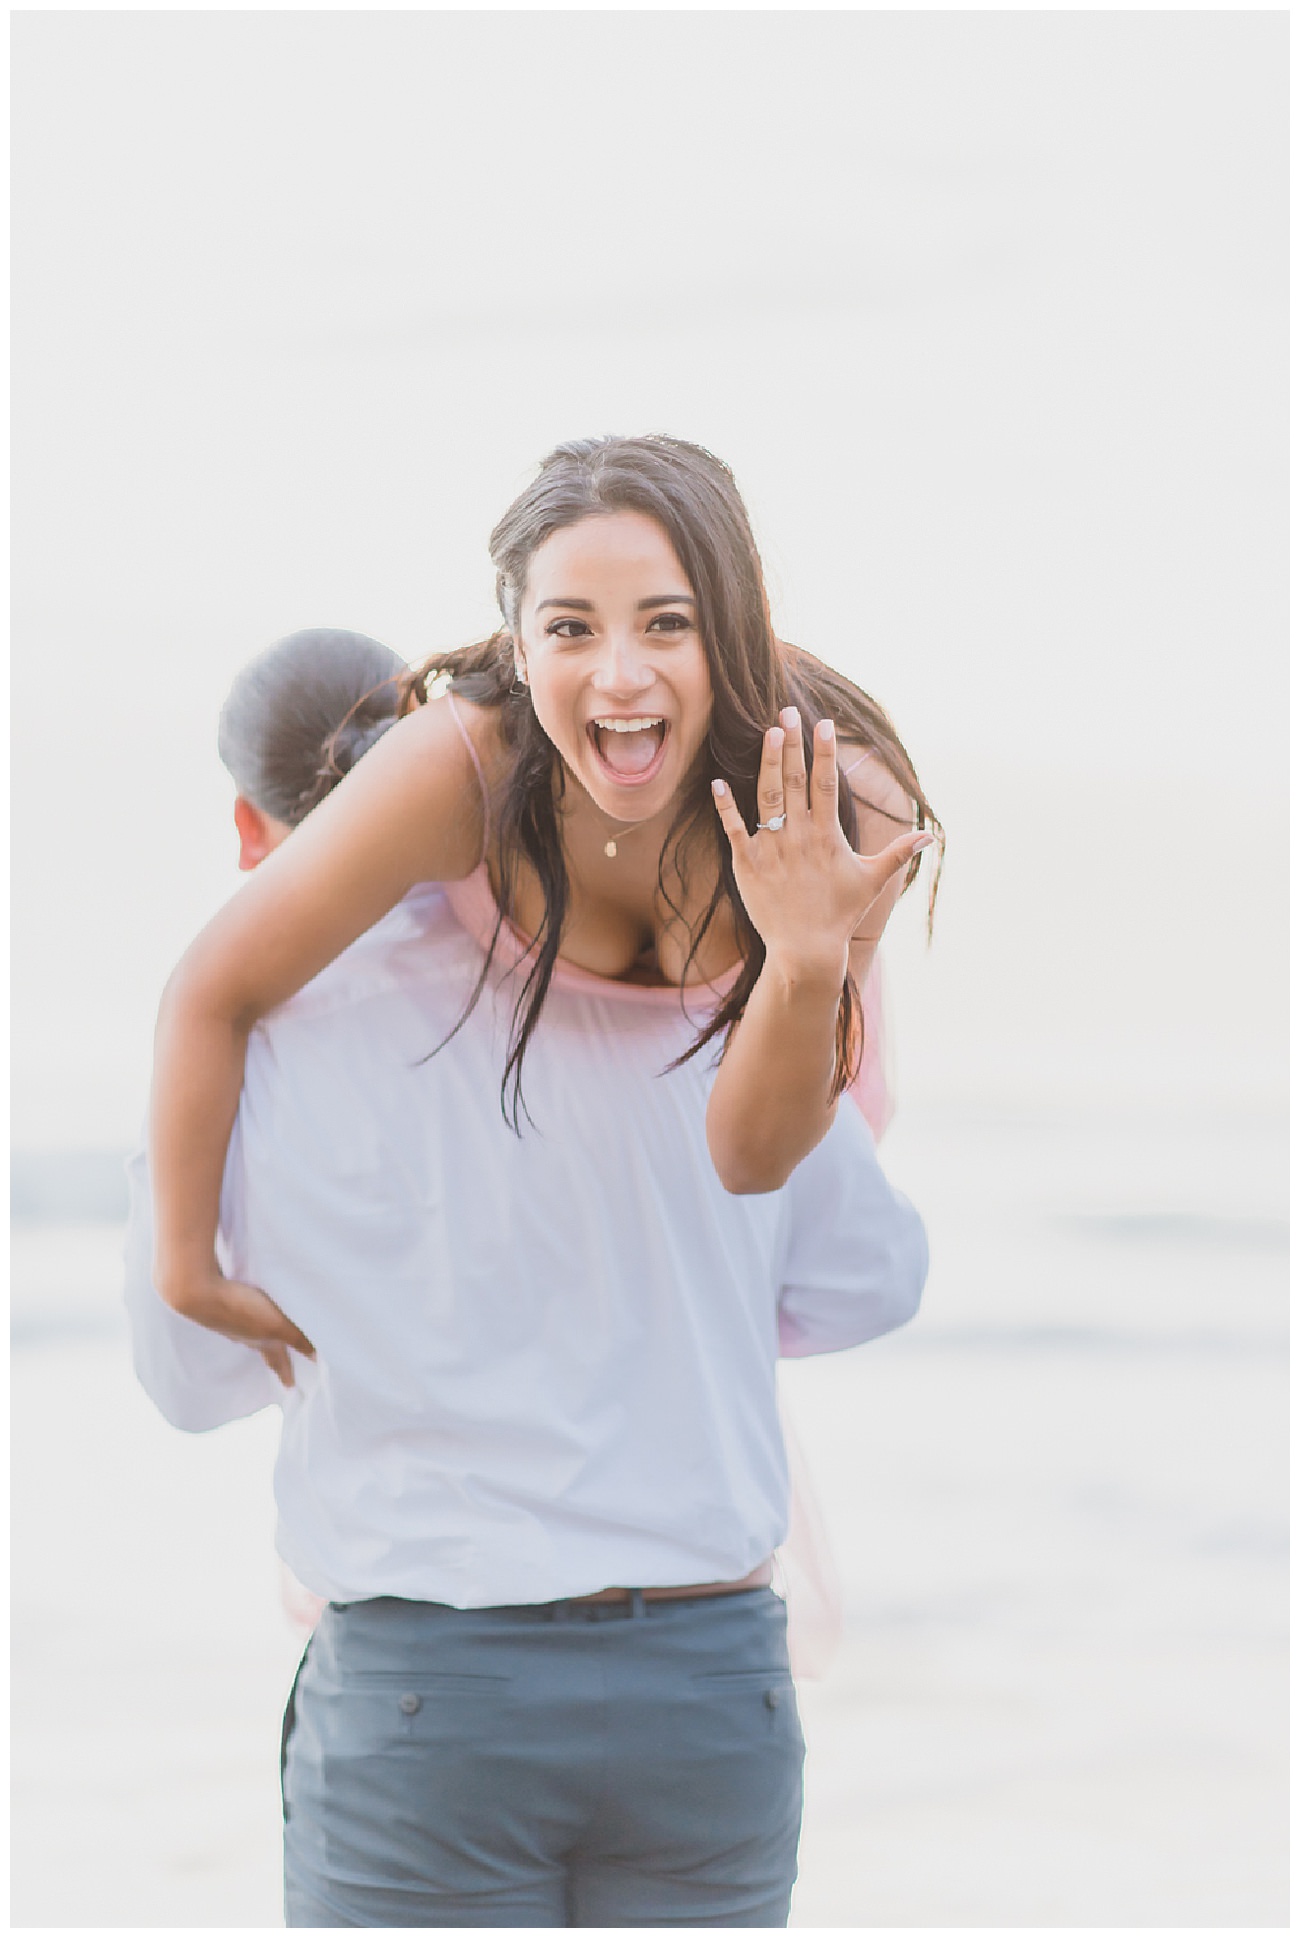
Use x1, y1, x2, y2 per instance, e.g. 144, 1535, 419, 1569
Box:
150, 698, 490, 1341
707, 711, 929, 1195
123, 1145, 287, 1426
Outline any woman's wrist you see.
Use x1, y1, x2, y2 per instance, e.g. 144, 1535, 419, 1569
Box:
761, 944, 849, 1001
154, 1246, 225, 1319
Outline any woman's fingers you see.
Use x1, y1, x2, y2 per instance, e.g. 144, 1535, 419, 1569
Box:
714, 710, 933, 966
860, 826, 934, 900
251, 1291, 315, 1358
810, 718, 840, 829
215, 1276, 316, 1359
280, 1317, 317, 1358
779, 708, 808, 819
711, 778, 750, 853
755, 724, 786, 828
257, 1342, 297, 1388
160, 1260, 316, 1360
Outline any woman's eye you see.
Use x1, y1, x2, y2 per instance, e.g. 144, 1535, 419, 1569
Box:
545, 618, 592, 640
647, 612, 691, 633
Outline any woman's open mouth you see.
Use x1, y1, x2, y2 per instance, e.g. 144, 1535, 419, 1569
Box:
586, 716, 670, 787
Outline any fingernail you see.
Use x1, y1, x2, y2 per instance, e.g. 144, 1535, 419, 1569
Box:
781, 707, 800, 730
912, 832, 934, 852
816, 719, 834, 743
767, 727, 784, 750
712, 778, 727, 797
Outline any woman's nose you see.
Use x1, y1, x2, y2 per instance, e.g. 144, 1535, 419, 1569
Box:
592, 633, 654, 696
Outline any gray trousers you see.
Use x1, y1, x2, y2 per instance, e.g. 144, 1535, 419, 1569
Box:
282, 1587, 804, 1927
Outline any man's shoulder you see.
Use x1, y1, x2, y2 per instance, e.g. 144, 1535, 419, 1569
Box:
261, 883, 456, 1029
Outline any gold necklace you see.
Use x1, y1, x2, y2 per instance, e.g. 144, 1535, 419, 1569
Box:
598, 813, 648, 859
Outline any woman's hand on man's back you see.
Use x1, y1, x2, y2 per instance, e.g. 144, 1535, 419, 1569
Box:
157, 1260, 316, 1388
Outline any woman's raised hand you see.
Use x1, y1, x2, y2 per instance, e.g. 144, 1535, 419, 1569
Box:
160, 1265, 316, 1389
711, 710, 931, 984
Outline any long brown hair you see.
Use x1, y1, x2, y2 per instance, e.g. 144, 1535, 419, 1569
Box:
402, 435, 942, 1129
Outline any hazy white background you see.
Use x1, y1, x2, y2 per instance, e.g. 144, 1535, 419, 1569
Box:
12, 11, 1287, 1929
13, 7, 1286, 1142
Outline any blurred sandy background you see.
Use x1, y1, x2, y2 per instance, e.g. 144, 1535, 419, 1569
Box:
12, 11, 1286, 1928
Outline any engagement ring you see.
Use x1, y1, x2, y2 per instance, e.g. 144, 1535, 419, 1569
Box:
756, 814, 787, 833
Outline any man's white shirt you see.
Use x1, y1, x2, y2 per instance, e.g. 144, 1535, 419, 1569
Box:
125, 880, 927, 1609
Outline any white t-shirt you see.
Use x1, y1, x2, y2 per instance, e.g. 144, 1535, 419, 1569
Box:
125, 874, 927, 1609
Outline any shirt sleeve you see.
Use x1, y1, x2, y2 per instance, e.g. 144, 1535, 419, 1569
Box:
122, 1143, 283, 1431
777, 1100, 928, 1358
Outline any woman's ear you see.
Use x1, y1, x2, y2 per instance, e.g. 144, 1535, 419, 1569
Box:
233, 796, 289, 871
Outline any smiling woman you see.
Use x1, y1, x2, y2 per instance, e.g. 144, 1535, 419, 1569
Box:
524, 513, 709, 805
400, 436, 942, 1131
144, 433, 939, 1928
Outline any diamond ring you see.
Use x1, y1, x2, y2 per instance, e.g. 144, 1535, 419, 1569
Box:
756, 813, 787, 833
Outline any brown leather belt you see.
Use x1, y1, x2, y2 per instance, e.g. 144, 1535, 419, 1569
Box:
568, 1559, 773, 1606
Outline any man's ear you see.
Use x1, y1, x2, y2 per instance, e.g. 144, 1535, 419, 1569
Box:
234, 795, 279, 871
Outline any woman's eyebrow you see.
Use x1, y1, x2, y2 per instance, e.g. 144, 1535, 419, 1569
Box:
534, 594, 696, 612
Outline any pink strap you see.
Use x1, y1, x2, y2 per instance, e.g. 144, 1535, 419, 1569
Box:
846, 954, 894, 1140
445, 691, 490, 868
840, 746, 876, 782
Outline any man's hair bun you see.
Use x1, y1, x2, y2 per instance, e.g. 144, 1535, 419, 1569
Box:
217, 629, 408, 826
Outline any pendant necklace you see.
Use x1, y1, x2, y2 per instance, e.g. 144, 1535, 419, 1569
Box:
597, 812, 644, 860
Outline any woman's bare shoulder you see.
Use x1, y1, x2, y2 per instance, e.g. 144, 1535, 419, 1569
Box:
176, 696, 499, 1024
435, 690, 511, 781
339, 693, 499, 877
